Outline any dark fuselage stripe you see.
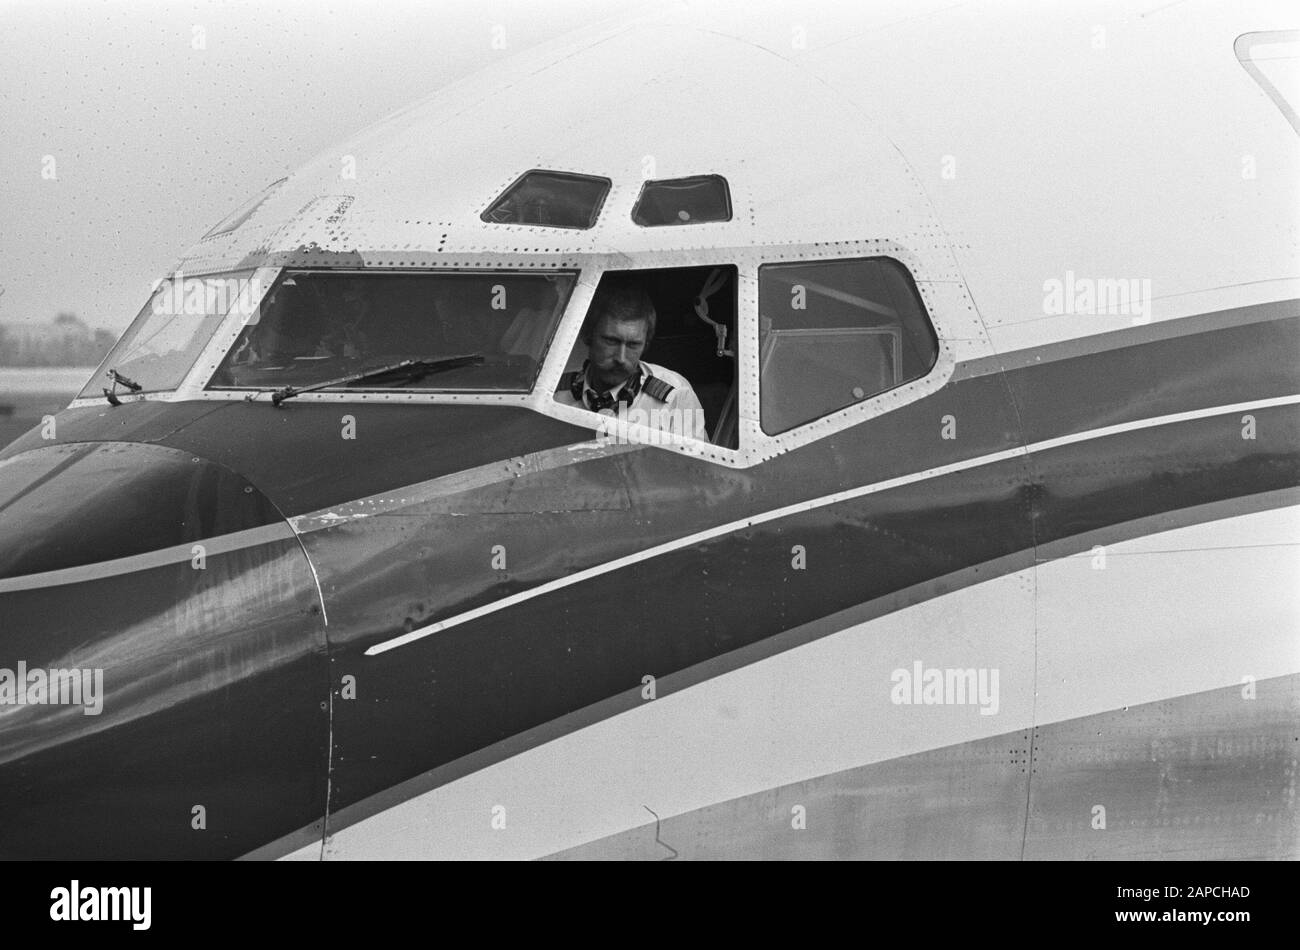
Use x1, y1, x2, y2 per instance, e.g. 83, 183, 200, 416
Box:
364, 394, 1300, 655
953, 297, 1299, 381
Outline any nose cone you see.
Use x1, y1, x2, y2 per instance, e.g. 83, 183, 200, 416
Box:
0, 442, 328, 859
0, 441, 283, 579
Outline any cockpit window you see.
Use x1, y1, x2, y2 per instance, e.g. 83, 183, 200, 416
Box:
79, 270, 262, 398
482, 170, 611, 229
759, 258, 938, 435
632, 175, 731, 226
552, 265, 738, 448
207, 270, 576, 393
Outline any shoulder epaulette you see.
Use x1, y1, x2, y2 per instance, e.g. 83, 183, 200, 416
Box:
642, 375, 675, 402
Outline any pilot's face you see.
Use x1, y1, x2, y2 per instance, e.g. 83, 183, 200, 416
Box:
340, 284, 366, 322
586, 314, 647, 391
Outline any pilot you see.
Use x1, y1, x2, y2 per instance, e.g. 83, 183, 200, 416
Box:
556, 276, 709, 441
318, 279, 369, 360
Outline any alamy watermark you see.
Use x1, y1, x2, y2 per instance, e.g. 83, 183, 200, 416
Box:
50, 881, 150, 930
890, 660, 999, 715
594, 405, 710, 447
0, 662, 104, 715
150, 270, 266, 316
1043, 270, 1152, 324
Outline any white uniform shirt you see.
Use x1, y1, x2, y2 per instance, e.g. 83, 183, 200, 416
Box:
554, 361, 710, 442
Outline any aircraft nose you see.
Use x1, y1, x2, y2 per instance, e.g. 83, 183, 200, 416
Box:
0, 441, 329, 859
0, 440, 284, 580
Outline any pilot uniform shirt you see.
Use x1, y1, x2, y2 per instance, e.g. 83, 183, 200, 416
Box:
555, 361, 710, 442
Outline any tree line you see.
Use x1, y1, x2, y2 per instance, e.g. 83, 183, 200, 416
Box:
0, 315, 117, 367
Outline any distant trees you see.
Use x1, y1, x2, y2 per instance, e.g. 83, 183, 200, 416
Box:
0, 313, 117, 367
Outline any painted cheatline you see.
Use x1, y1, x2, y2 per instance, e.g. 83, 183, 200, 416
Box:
0, 522, 296, 594
364, 392, 1300, 656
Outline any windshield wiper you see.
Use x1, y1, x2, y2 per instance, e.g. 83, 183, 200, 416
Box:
103, 368, 143, 406
268, 355, 485, 406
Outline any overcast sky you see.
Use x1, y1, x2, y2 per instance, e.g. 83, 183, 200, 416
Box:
0, 0, 631, 333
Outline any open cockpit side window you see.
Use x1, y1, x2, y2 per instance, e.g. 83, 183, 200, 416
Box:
553, 265, 739, 449
758, 257, 937, 436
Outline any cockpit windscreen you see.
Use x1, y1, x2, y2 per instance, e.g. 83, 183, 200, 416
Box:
79, 269, 261, 398
207, 270, 576, 393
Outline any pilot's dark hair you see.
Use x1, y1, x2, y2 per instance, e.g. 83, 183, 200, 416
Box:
579, 274, 656, 347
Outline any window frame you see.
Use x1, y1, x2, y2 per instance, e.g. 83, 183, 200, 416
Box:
64, 243, 956, 474
630, 174, 733, 227
198, 266, 579, 396
532, 243, 954, 469
755, 255, 940, 437
480, 169, 613, 231
76, 266, 271, 402
544, 263, 742, 454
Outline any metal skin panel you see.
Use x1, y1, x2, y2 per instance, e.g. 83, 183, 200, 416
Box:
312, 431, 1295, 846
312, 450, 1033, 819
1023, 676, 1300, 860
0, 445, 328, 859
1001, 311, 1300, 444
316, 564, 1042, 861
1, 403, 596, 517
542, 674, 1298, 861
1, 401, 229, 458
0, 442, 284, 578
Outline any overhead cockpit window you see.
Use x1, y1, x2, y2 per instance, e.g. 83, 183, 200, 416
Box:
481, 170, 611, 229
202, 178, 288, 239
207, 270, 576, 393
759, 258, 938, 436
632, 175, 731, 226
78, 269, 262, 398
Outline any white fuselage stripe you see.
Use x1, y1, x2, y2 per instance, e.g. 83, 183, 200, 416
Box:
0, 522, 297, 594
364, 392, 1300, 655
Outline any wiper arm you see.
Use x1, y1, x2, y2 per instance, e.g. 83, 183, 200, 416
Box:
269, 355, 485, 406
102, 368, 143, 406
